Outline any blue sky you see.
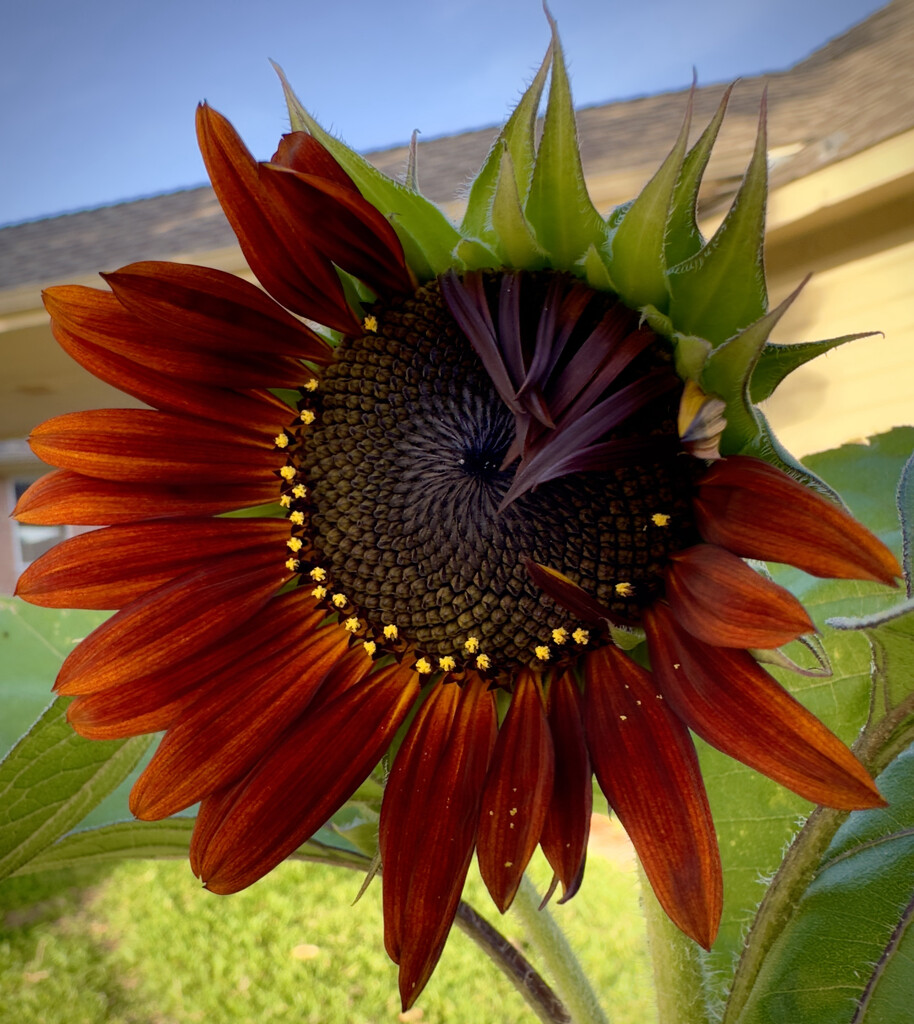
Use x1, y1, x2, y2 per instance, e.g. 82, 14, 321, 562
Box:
0, 0, 888, 226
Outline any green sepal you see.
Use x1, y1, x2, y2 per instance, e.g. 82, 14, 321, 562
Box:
667, 92, 769, 345
405, 130, 420, 192
524, 10, 607, 268
491, 146, 547, 268
664, 83, 734, 268
453, 236, 501, 271
607, 86, 693, 311
581, 243, 616, 292
702, 278, 804, 453
898, 448, 914, 592
672, 332, 713, 382
461, 42, 552, 245
273, 63, 462, 278
750, 331, 880, 403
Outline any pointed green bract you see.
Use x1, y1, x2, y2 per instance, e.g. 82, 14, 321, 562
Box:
665, 84, 734, 268
582, 244, 616, 292
667, 93, 769, 345
607, 87, 693, 311
274, 63, 462, 276
461, 43, 552, 244
750, 332, 879, 403
524, 11, 607, 267
491, 147, 547, 268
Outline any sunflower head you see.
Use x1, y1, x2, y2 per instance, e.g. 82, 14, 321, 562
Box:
14, 15, 901, 1012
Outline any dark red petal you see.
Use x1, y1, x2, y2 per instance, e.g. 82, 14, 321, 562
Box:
644, 602, 886, 810
29, 409, 277, 484
695, 456, 902, 585
55, 555, 288, 695
524, 558, 617, 624
130, 613, 351, 818
194, 661, 420, 894
43, 283, 316, 386
17, 518, 290, 609
99, 262, 331, 363
272, 131, 355, 186
584, 644, 722, 950
477, 671, 555, 911
540, 671, 592, 902
67, 589, 324, 738
380, 675, 497, 1009
13, 469, 277, 526
262, 163, 413, 297
195, 104, 358, 332
665, 544, 814, 648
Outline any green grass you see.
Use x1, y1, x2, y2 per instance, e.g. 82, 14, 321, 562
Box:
1, 598, 656, 1023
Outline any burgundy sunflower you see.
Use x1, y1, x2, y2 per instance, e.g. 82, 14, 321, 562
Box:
15, 28, 900, 1010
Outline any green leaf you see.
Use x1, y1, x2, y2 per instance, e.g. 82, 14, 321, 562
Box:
734, 746, 914, 1024
0, 698, 151, 882
665, 84, 734, 268
750, 332, 879, 403
273, 62, 462, 277
490, 147, 547, 269
667, 94, 769, 346
607, 87, 692, 310
524, 11, 606, 267
461, 42, 552, 245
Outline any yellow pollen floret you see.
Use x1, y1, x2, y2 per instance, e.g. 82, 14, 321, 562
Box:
551, 627, 568, 645
651, 512, 671, 527
284, 558, 300, 571
363, 314, 378, 333
300, 409, 316, 425
615, 582, 634, 597
363, 640, 377, 656
274, 432, 289, 449
289, 511, 305, 526
331, 593, 347, 609
439, 656, 457, 672
572, 628, 590, 645
292, 483, 307, 498
286, 537, 303, 553
309, 567, 327, 581
415, 658, 432, 674
280, 494, 292, 508
383, 624, 399, 640
463, 635, 480, 653
476, 654, 491, 670
304, 378, 319, 392
344, 617, 360, 633
280, 465, 296, 481
534, 645, 551, 661
312, 585, 328, 600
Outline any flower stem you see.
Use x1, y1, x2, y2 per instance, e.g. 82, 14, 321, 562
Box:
508, 874, 610, 1024
639, 865, 712, 1024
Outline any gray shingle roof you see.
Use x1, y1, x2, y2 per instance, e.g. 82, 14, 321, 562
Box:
1, 0, 911, 294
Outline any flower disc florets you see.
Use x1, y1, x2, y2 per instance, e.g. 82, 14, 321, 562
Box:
297, 273, 700, 671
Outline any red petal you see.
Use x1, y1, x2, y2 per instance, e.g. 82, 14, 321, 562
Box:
477, 671, 554, 911
29, 409, 277, 483
130, 611, 350, 818
67, 588, 324, 738
44, 283, 314, 387
644, 602, 886, 810
540, 671, 592, 902
694, 456, 902, 585
584, 644, 722, 949
194, 660, 420, 893
664, 544, 814, 648
55, 555, 288, 695
13, 469, 277, 525
272, 131, 355, 186
380, 675, 496, 1009
17, 518, 289, 609
196, 104, 358, 332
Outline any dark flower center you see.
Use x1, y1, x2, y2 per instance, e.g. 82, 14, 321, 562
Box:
299, 274, 700, 673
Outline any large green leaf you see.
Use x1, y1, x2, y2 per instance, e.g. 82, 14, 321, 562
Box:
734, 745, 914, 1024
0, 697, 151, 882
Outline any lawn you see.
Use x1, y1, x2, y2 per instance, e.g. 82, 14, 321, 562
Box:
0, 597, 656, 1023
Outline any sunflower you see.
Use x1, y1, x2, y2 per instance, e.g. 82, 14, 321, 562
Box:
15, 22, 900, 1009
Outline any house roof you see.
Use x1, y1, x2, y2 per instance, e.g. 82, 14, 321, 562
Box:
1, 0, 911, 298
